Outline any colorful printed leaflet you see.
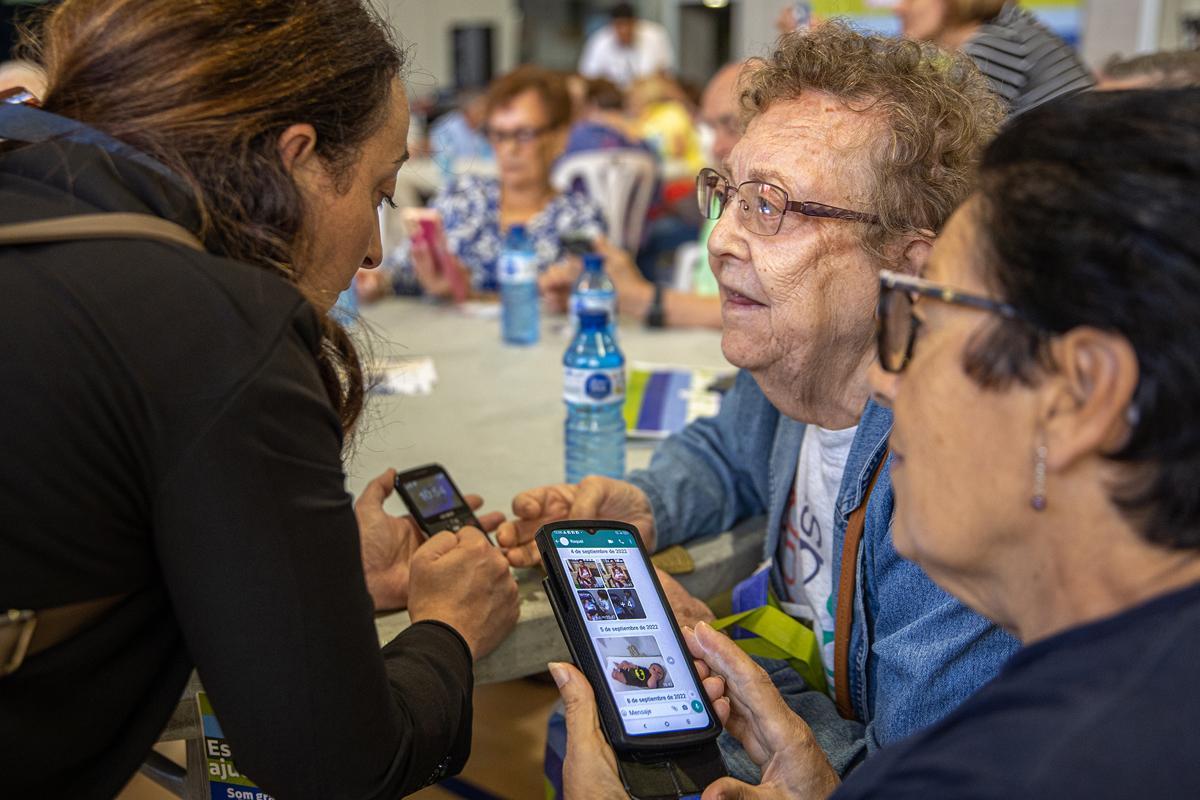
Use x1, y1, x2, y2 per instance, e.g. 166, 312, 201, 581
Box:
623, 364, 729, 439
197, 691, 275, 800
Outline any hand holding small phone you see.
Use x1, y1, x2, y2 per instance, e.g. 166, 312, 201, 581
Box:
393, 463, 488, 539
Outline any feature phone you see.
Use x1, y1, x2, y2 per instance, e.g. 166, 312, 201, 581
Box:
393, 463, 483, 537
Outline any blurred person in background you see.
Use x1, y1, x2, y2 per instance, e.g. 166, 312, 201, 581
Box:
540, 62, 748, 330
895, 0, 1093, 115
562, 77, 649, 156
776, 1, 819, 34
579, 2, 675, 89
628, 74, 704, 173
0, 0, 519, 797
1098, 50, 1200, 89
427, 87, 492, 179
374, 66, 606, 299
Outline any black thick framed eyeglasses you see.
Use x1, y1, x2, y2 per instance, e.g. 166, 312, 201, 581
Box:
696, 166, 880, 236
876, 269, 1027, 373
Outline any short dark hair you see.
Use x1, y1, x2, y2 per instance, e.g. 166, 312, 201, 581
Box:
585, 77, 625, 110
612, 3, 635, 20
966, 88, 1200, 550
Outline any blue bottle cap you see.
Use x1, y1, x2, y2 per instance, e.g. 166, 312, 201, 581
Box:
578, 309, 609, 329
583, 253, 603, 272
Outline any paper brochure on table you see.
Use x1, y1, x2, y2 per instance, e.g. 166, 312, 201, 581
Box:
623, 362, 731, 439
368, 355, 437, 396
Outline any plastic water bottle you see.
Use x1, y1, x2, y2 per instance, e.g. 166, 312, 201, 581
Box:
498, 224, 539, 345
570, 252, 616, 331
564, 309, 626, 483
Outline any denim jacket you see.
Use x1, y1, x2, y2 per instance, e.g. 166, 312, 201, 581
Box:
628, 370, 1019, 767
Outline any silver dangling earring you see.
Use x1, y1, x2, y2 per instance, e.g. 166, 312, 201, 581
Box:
1031, 436, 1048, 512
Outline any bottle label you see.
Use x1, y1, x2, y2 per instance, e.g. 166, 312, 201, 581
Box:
571, 289, 616, 319
498, 251, 537, 284
564, 367, 625, 405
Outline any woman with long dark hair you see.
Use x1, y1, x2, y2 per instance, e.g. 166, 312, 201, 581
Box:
0, 2, 519, 796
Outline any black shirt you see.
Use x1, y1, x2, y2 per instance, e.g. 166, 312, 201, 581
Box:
0, 136, 473, 798
835, 581, 1200, 798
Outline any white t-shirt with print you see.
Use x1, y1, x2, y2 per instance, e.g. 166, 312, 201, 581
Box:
776, 424, 858, 691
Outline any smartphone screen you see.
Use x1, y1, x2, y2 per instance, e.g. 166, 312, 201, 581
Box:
549, 527, 712, 737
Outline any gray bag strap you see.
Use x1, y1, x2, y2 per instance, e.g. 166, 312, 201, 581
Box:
0, 208, 199, 679
0, 212, 204, 253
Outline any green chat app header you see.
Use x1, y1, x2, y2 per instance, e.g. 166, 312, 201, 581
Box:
552, 529, 639, 549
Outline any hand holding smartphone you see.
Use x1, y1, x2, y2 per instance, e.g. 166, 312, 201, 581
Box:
403, 208, 469, 303
537, 520, 728, 799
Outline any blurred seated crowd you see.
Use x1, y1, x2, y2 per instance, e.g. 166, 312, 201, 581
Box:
356, 0, 1200, 338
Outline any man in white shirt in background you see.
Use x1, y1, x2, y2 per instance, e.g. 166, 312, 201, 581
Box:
578, 2, 674, 89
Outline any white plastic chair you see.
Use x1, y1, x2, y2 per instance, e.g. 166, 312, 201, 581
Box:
551, 148, 658, 253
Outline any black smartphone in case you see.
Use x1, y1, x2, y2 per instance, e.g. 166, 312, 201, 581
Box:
537, 520, 728, 799
392, 463, 484, 537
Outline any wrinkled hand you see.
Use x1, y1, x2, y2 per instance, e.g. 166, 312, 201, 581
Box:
355, 266, 392, 305
411, 238, 469, 300
688, 622, 841, 800
656, 566, 716, 628
355, 469, 504, 611
408, 527, 520, 659
495, 476, 657, 568
592, 236, 654, 314
539, 258, 580, 313
550, 636, 729, 800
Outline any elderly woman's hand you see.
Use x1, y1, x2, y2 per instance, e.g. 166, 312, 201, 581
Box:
550, 639, 731, 800
687, 622, 841, 800
591, 236, 656, 318
538, 257, 581, 313
355, 266, 393, 305
410, 237, 470, 301
656, 566, 717, 628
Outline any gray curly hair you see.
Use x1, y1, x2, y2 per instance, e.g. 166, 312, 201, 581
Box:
739, 21, 1004, 262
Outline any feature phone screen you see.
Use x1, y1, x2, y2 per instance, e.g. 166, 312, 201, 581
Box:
402, 473, 464, 519
552, 529, 712, 737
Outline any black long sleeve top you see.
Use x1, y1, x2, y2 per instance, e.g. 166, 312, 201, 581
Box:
0, 135, 473, 798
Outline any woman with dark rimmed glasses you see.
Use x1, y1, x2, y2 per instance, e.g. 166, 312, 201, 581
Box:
849, 87, 1200, 799
552, 83, 1200, 800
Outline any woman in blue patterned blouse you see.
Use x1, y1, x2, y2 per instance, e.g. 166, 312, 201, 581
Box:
392, 66, 606, 297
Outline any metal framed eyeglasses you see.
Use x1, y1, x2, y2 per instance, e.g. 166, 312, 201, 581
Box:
483, 124, 553, 146
696, 166, 880, 237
